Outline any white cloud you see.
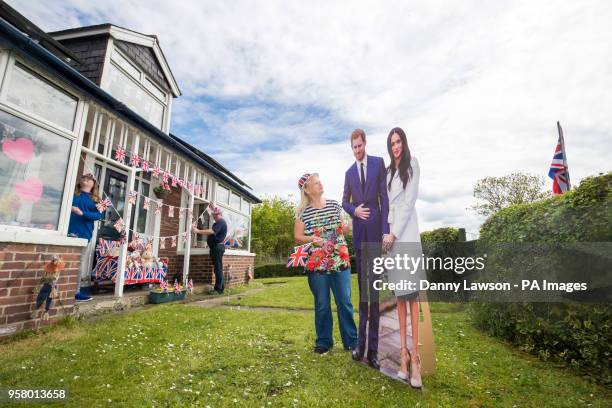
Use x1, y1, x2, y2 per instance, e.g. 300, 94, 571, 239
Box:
10, 0, 612, 236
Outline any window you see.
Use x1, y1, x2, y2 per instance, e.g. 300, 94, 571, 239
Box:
145, 78, 166, 101
111, 48, 140, 80
192, 202, 211, 248
242, 200, 250, 214
106, 48, 167, 130
4, 63, 78, 131
230, 192, 241, 210
107, 63, 164, 128
0, 109, 72, 230
216, 185, 229, 205
222, 208, 250, 251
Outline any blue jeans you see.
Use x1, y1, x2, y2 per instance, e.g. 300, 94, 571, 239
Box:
307, 268, 358, 350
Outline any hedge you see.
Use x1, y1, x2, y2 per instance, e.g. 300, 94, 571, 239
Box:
470, 172, 612, 385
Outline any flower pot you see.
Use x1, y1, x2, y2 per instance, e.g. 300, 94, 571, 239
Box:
149, 289, 186, 304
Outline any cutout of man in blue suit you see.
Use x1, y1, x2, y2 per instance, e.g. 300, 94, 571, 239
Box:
342, 128, 390, 370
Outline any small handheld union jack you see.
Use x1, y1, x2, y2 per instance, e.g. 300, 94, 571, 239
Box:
160, 280, 168, 293
188, 278, 193, 294
173, 279, 181, 294
96, 198, 111, 212
287, 243, 312, 268
114, 145, 126, 163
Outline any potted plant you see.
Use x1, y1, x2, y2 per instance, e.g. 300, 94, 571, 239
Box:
153, 183, 171, 199
149, 280, 187, 304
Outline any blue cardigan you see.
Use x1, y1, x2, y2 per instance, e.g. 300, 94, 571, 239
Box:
67, 192, 103, 241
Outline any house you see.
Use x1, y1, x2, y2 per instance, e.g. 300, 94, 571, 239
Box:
0, 2, 260, 336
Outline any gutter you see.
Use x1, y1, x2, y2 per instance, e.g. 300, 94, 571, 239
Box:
0, 18, 261, 203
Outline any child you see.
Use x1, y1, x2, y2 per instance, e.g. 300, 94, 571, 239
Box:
68, 173, 103, 301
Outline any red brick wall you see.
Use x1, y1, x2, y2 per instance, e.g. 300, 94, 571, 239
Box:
156, 186, 255, 287
0, 242, 81, 337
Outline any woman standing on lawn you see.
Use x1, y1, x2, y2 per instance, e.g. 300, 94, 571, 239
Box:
293, 173, 358, 354
382, 127, 426, 388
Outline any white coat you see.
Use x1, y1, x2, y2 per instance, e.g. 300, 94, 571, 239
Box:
385, 156, 427, 298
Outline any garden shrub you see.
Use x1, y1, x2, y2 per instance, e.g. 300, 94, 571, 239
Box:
470, 172, 612, 385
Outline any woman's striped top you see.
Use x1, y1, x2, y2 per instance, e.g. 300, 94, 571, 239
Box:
298, 199, 350, 273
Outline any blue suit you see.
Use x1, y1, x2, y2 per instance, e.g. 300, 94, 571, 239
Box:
342, 155, 389, 353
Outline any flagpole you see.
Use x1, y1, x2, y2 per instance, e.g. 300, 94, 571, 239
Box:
557, 121, 571, 189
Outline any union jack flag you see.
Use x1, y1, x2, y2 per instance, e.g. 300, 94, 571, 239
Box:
159, 237, 166, 249
188, 279, 193, 294
131, 265, 143, 282
548, 122, 571, 195
171, 235, 177, 247
162, 172, 170, 185
155, 200, 163, 215
142, 160, 150, 172
96, 198, 112, 212
160, 280, 168, 293
130, 153, 140, 167
168, 205, 174, 218
152, 166, 161, 178
128, 190, 137, 205
171, 176, 178, 187
115, 145, 126, 163
114, 218, 125, 233
143, 197, 150, 210
287, 243, 312, 268
173, 279, 181, 294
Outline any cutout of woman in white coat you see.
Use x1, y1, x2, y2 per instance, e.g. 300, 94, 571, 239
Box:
382, 127, 427, 388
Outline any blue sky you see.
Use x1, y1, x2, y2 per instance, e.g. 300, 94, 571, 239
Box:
11, 0, 612, 237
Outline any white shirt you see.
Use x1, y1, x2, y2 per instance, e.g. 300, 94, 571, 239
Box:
355, 153, 368, 183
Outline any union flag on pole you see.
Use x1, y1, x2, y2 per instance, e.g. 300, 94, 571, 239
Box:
287, 243, 312, 268
548, 122, 571, 195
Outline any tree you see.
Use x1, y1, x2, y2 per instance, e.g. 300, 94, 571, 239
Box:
470, 172, 550, 217
251, 196, 296, 264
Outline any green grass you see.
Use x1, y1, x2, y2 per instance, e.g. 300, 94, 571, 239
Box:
0, 278, 610, 407
227, 276, 394, 310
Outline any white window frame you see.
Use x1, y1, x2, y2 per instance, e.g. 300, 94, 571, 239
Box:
176, 178, 254, 256
0, 50, 88, 245
103, 45, 170, 132
91, 158, 154, 237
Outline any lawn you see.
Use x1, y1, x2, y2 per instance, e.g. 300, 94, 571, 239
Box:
228, 275, 393, 310
0, 276, 609, 407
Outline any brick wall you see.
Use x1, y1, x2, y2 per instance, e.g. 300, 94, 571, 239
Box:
157, 186, 255, 287
0, 243, 81, 337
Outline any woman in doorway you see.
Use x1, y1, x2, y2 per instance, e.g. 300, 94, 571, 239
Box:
294, 173, 358, 354
68, 173, 103, 302
382, 127, 427, 388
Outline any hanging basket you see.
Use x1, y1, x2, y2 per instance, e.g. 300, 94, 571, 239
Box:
153, 188, 171, 199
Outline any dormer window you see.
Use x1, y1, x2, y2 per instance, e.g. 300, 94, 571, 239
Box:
105, 47, 167, 130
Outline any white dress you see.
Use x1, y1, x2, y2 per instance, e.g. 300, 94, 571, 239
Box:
385, 156, 427, 299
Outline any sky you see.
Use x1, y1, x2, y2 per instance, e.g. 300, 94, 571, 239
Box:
11, 0, 612, 237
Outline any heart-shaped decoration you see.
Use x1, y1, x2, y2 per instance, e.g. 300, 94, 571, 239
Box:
14, 177, 43, 203
2, 137, 34, 164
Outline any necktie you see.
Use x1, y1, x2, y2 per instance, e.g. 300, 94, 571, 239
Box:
360, 162, 365, 190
